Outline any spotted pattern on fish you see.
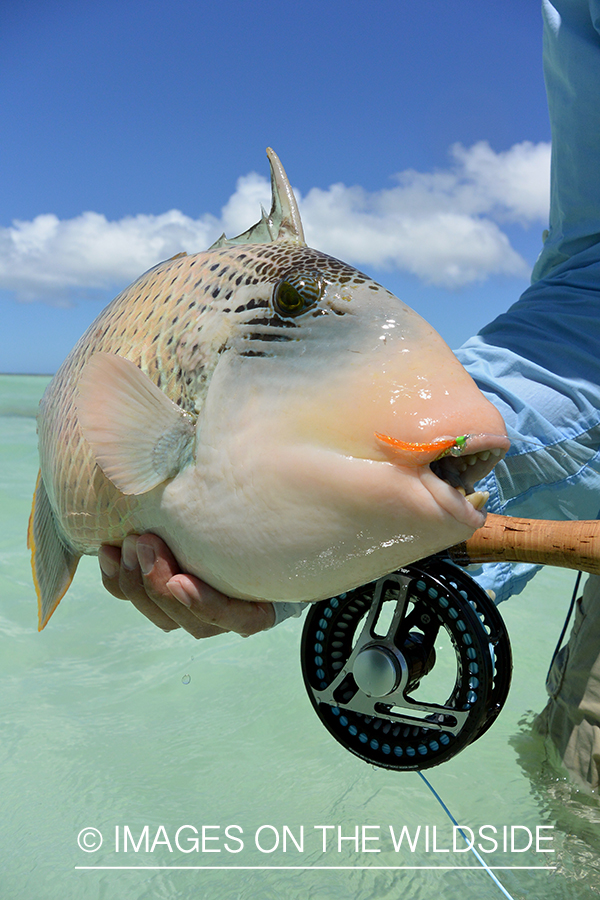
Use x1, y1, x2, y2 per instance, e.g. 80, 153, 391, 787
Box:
37, 243, 390, 555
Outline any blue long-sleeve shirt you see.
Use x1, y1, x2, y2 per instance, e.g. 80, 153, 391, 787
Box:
456, 0, 600, 603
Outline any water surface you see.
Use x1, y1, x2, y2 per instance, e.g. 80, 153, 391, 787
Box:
1, 375, 598, 900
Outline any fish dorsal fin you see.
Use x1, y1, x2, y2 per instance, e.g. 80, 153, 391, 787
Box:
209, 148, 306, 249
76, 353, 196, 495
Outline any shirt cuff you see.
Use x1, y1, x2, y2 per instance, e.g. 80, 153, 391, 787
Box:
271, 601, 310, 627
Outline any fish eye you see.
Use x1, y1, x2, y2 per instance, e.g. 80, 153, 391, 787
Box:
273, 271, 323, 317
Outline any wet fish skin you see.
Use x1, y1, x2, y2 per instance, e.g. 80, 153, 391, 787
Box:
29, 150, 509, 630
35, 239, 396, 550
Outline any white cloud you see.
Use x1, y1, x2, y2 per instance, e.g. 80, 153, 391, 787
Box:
299, 140, 550, 287
0, 209, 221, 305
449, 140, 551, 222
0, 140, 550, 303
219, 172, 272, 238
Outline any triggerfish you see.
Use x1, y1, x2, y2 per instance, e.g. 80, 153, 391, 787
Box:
29, 149, 509, 630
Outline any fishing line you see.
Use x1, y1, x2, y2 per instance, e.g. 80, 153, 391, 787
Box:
545, 570, 581, 685
417, 770, 517, 900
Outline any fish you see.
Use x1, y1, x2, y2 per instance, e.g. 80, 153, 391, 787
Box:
28, 148, 510, 631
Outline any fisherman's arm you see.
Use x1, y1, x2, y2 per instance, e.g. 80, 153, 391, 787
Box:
98, 534, 279, 638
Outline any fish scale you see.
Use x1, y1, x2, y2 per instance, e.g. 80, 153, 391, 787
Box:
29, 149, 509, 630
38, 243, 371, 551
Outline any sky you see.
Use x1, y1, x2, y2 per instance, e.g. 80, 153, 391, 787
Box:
0, 0, 551, 374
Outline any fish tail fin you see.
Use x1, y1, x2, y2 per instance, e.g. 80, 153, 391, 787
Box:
28, 470, 80, 631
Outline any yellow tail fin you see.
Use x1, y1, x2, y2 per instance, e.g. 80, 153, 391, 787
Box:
28, 470, 80, 630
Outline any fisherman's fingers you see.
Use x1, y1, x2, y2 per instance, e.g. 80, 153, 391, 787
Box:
165, 573, 276, 636
99, 534, 274, 637
98, 544, 128, 600
128, 534, 229, 637
98, 534, 205, 634
98, 536, 181, 632
134, 533, 276, 636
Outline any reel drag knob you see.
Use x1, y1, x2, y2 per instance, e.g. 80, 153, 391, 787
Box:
353, 644, 407, 697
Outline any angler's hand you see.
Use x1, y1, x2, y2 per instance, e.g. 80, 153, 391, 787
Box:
98, 534, 275, 638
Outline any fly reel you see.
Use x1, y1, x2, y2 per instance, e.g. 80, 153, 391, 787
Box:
301, 558, 512, 771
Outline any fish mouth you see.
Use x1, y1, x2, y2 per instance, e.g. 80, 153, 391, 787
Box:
427, 433, 510, 520
375, 429, 509, 527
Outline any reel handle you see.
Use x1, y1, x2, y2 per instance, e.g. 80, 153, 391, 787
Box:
448, 514, 600, 575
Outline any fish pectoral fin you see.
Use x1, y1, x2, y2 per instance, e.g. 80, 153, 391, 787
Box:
76, 352, 196, 495
28, 470, 80, 630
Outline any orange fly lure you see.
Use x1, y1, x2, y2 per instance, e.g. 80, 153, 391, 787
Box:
375, 433, 470, 462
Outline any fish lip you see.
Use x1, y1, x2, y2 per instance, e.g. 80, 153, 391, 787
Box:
420, 467, 490, 530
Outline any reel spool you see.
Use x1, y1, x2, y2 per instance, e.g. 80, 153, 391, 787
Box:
301, 558, 512, 771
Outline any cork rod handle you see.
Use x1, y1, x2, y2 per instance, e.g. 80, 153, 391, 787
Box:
447, 514, 600, 575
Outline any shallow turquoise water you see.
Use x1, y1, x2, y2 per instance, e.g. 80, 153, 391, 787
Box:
1, 374, 598, 900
